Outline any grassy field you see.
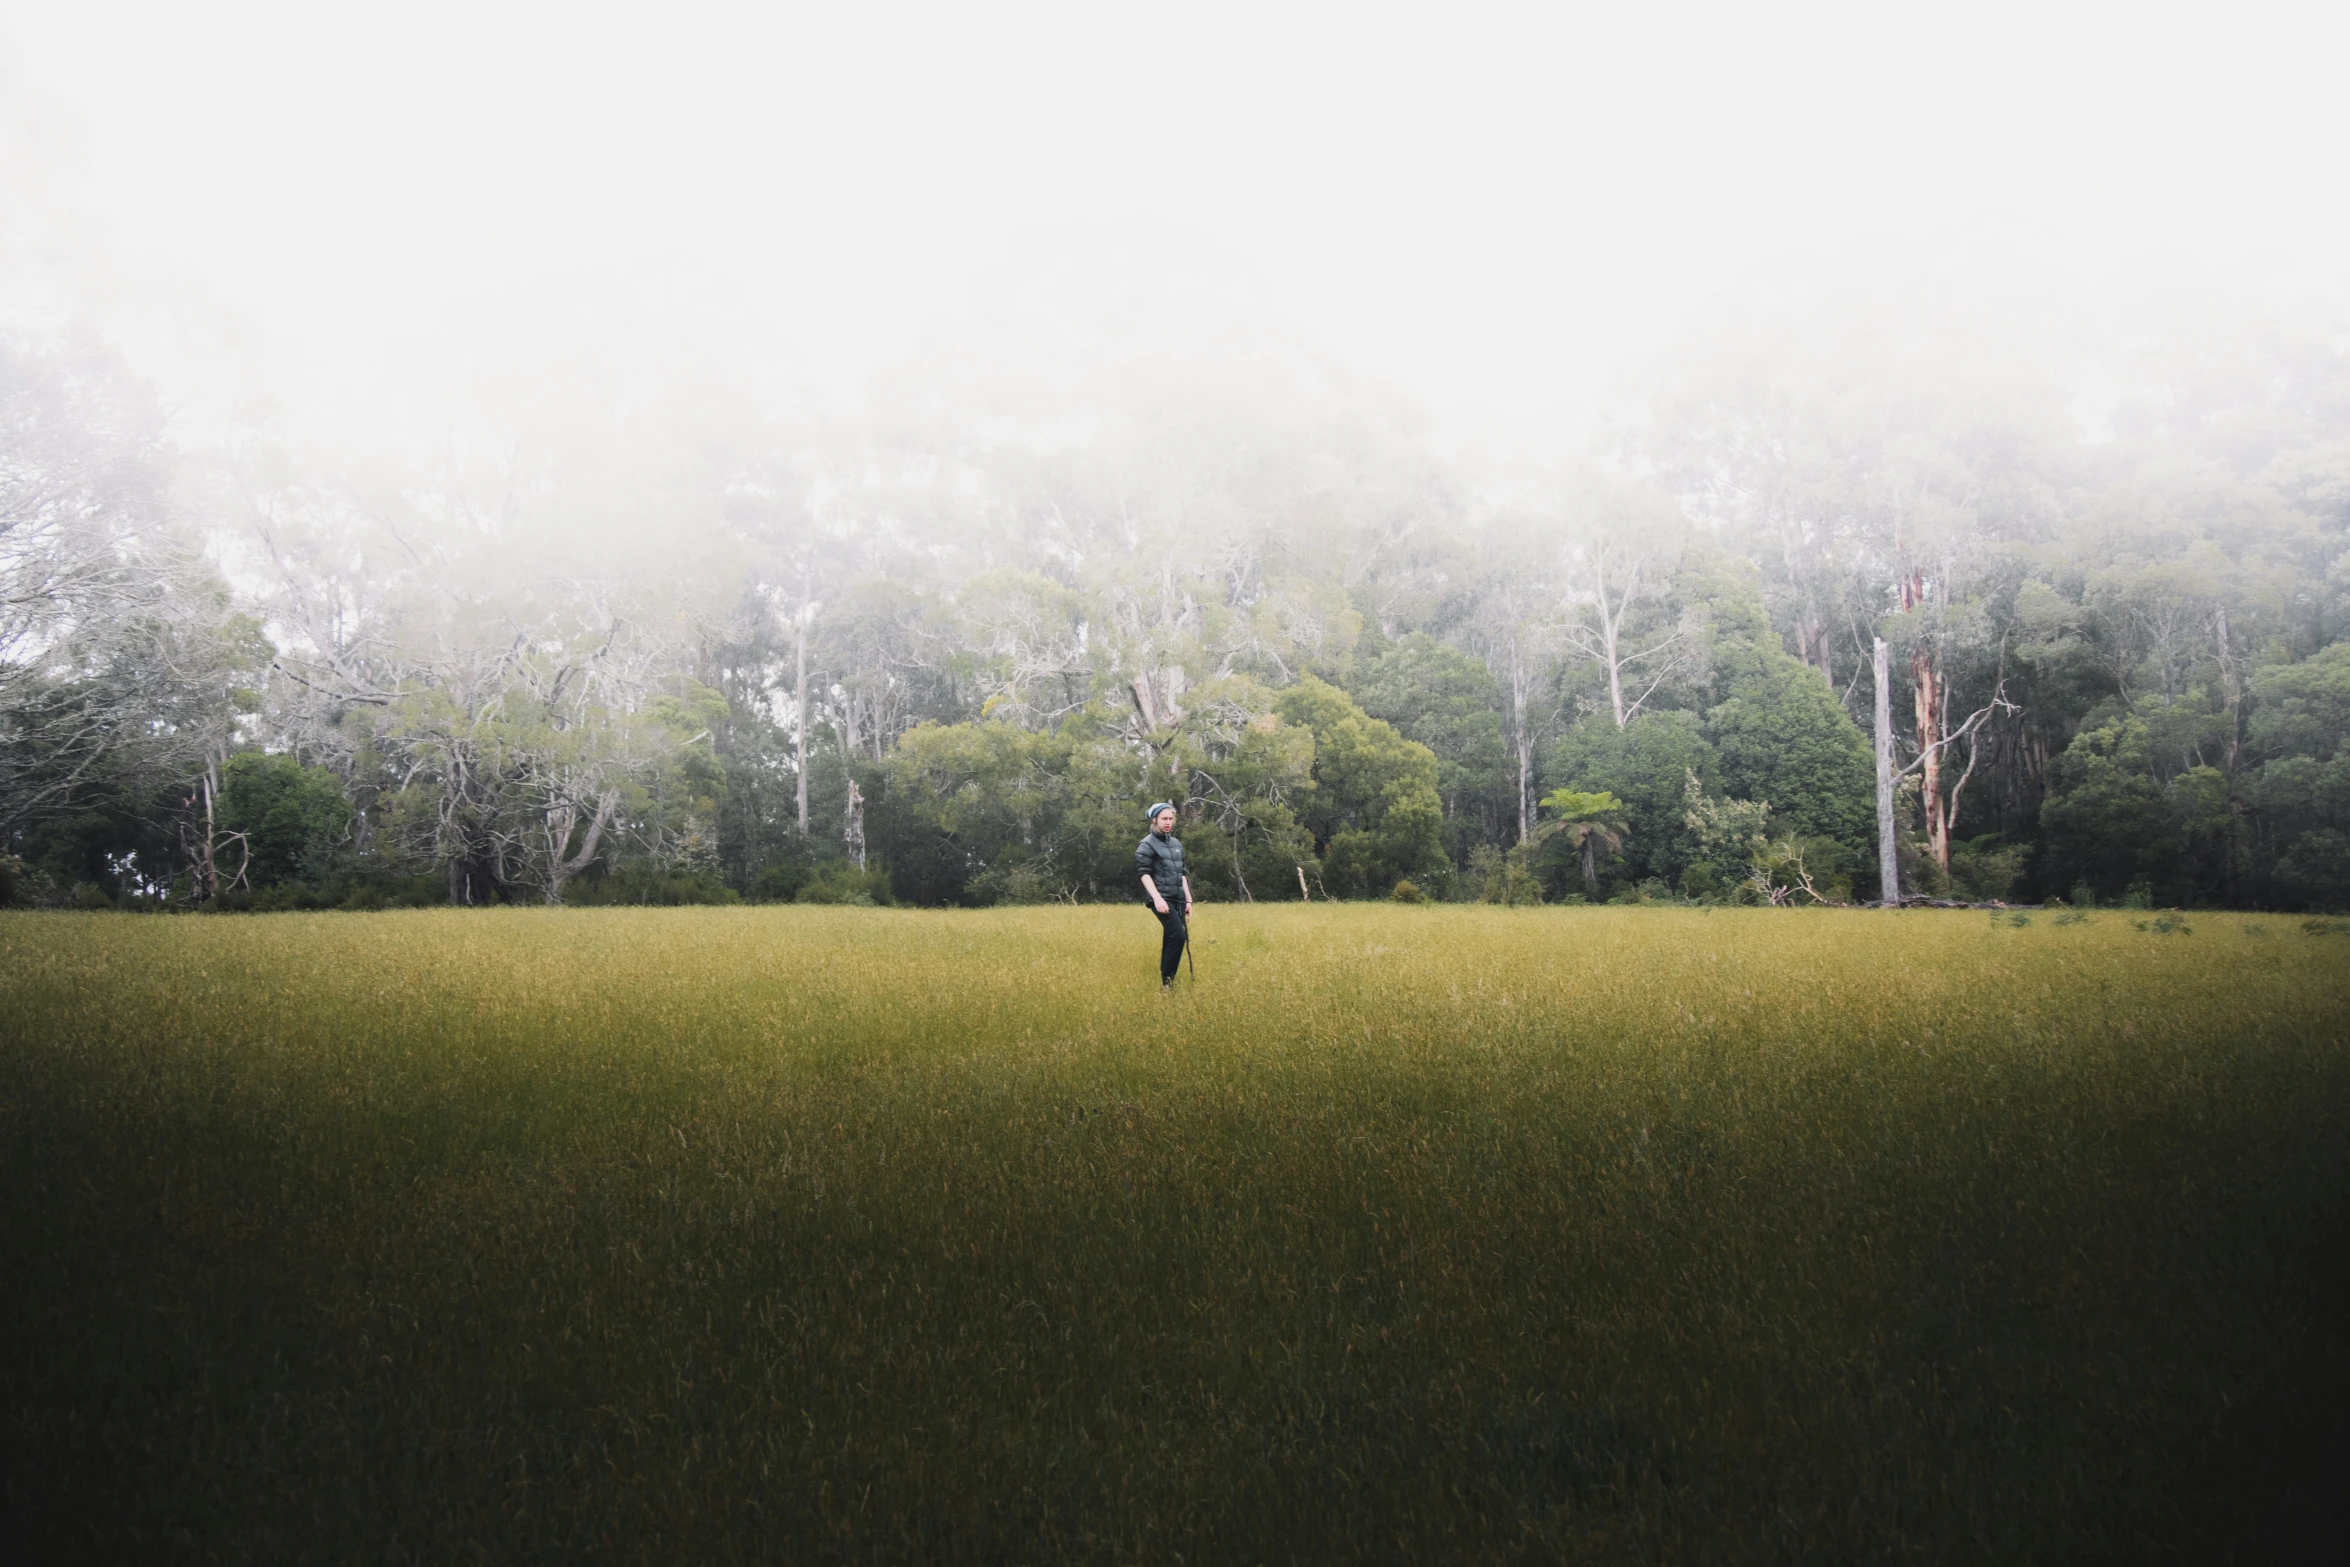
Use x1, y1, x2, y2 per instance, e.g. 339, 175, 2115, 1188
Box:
3, 904, 2347, 1563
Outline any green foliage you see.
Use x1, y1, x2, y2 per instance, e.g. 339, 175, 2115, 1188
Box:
1538, 787, 1622, 821
1465, 843, 1543, 904
204, 872, 447, 914
878, 677, 1441, 906
748, 856, 812, 902
2039, 714, 2177, 902
1683, 770, 1771, 864
1163, 676, 1318, 902
1274, 676, 1446, 897
1948, 834, 2029, 902
1531, 787, 1629, 897
2248, 642, 2350, 761
562, 866, 742, 906
1672, 770, 1857, 905
794, 863, 895, 905
2273, 829, 2350, 907
1549, 710, 1718, 888
1748, 833, 1854, 906
1706, 642, 1876, 851
882, 717, 1136, 904
1352, 634, 1513, 860
216, 752, 355, 888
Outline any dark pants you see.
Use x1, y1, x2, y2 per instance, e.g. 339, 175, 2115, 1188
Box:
1152, 902, 1188, 983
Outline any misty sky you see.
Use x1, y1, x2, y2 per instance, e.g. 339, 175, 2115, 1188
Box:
5, 1, 2346, 453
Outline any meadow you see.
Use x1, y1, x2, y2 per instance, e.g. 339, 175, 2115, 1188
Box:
3, 903, 2347, 1563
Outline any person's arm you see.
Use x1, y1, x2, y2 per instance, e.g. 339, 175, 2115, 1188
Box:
1182, 874, 1193, 914
1141, 873, 1168, 913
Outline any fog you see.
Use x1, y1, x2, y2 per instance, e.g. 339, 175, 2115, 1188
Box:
11, 2, 2347, 454
5, 2, 2349, 916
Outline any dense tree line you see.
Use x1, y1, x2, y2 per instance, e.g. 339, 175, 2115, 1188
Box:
4, 307, 2346, 912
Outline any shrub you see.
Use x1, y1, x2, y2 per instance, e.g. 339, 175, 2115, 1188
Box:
796, 865, 894, 906
566, 866, 742, 907
1467, 845, 1542, 906
968, 863, 1060, 906
750, 859, 812, 902
1949, 835, 2028, 902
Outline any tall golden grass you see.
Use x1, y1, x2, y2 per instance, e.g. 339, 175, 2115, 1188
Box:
4, 904, 2346, 1562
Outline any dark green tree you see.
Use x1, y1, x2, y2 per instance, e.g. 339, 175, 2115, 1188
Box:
2038, 712, 2179, 902
215, 752, 355, 888
1549, 710, 1719, 890
1707, 643, 1877, 854
1350, 633, 1513, 865
1274, 676, 1446, 896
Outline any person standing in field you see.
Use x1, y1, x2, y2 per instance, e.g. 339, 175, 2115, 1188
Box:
1137, 802, 1193, 990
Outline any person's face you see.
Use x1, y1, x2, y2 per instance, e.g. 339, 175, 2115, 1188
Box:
1153, 809, 1176, 835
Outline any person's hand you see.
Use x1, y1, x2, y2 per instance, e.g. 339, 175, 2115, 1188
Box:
1183, 900, 1193, 916
1153, 896, 1170, 914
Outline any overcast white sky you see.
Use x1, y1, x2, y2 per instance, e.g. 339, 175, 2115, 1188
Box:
3, 0, 2345, 454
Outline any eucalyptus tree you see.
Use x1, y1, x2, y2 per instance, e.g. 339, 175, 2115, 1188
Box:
0, 337, 266, 900
1557, 474, 1695, 729
1464, 521, 1567, 845
956, 569, 1091, 729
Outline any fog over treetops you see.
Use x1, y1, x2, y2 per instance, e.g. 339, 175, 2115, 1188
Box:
3, 3, 2347, 912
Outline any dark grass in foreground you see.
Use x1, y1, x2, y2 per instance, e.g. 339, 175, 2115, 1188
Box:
3, 906, 2347, 1563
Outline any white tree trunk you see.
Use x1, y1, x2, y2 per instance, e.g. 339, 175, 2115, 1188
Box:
198, 755, 221, 902
544, 790, 617, 905
1874, 636, 1898, 907
1602, 604, 1626, 728
794, 599, 809, 834
845, 775, 866, 871
1510, 644, 1535, 844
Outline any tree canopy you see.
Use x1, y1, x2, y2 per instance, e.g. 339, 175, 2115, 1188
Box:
6, 303, 2350, 912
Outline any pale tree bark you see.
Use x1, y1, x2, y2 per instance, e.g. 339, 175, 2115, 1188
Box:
1875, 636, 1898, 906
1883, 585, 2014, 894
192, 749, 258, 901
1502, 637, 1537, 845
1471, 569, 1555, 848
541, 790, 618, 904
1127, 664, 1187, 736
1899, 572, 1953, 871
794, 598, 810, 834
845, 775, 866, 871
1562, 538, 1684, 729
